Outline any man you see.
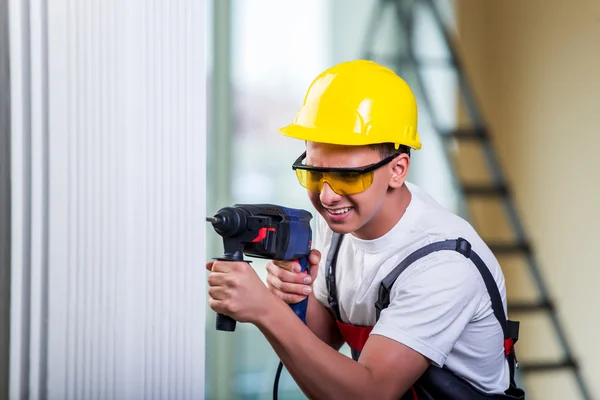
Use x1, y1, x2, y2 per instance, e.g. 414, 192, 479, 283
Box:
206, 60, 524, 399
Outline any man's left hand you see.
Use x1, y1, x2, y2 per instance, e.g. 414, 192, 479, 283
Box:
206, 260, 274, 324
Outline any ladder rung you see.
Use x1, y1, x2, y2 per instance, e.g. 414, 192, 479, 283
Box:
462, 184, 508, 197
518, 359, 577, 373
443, 128, 488, 141
508, 300, 554, 313
488, 242, 531, 254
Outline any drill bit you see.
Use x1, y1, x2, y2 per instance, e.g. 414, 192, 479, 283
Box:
206, 217, 218, 224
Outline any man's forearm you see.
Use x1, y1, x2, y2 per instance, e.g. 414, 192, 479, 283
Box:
306, 294, 344, 350
256, 298, 375, 400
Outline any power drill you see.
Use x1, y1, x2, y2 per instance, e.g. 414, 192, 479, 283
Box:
206, 204, 313, 332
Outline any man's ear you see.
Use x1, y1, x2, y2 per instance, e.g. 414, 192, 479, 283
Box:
389, 154, 410, 189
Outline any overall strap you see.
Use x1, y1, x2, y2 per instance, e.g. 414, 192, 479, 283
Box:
325, 233, 344, 321
375, 238, 506, 332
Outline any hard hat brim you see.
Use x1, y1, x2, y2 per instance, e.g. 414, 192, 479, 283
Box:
278, 124, 422, 150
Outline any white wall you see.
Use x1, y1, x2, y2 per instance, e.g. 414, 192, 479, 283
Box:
8, 0, 207, 398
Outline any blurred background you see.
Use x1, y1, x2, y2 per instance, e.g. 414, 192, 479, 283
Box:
205, 0, 599, 399
1, 0, 598, 399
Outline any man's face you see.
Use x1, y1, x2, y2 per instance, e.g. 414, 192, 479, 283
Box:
303, 142, 397, 236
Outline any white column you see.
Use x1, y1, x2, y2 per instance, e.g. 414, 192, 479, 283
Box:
0, 0, 12, 396
8, 0, 207, 399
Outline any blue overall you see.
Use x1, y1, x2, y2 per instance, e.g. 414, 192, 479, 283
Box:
325, 233, 526, 399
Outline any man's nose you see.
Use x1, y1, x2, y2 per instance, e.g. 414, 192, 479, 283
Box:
320, 181, 342, 204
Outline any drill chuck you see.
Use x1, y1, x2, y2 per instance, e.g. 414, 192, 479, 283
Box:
206, 207, 249, 237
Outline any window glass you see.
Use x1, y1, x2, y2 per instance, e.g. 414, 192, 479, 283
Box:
208, 1, 333, 399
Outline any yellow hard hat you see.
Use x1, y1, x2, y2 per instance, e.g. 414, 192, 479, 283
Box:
279, 60, 421, 150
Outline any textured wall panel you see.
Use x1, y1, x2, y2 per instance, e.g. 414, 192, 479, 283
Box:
0, 0, 11, 396
9, 0, 207, 399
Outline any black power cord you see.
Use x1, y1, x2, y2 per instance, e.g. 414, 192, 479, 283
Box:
273, 360, 284, 400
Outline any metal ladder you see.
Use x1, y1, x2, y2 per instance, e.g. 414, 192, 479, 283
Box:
361, 0, 591, 398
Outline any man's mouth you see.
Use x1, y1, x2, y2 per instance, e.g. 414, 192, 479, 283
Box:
325, 207, 353, 216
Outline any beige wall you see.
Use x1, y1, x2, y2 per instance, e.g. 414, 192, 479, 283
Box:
457, 0, 600, 398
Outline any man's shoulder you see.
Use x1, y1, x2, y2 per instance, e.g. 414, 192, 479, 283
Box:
406, 183, 474, 234
393, 249, 486, 294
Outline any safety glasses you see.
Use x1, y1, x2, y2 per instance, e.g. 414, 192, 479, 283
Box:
292, 151, 399, 195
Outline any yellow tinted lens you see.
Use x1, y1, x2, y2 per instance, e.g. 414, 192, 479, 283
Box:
327, 171, 373, 195
295, 169, 323, 192
295, 169, 374, 195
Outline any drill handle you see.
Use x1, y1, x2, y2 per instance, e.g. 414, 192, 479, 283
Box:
214, 251, 246, 332
289, 255, 310, 324
216, 313, 237, 332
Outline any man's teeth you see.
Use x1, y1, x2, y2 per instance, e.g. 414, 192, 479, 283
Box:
328, 207, 351, 215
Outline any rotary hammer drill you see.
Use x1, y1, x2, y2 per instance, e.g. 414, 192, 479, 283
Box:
206, 204, 313, 331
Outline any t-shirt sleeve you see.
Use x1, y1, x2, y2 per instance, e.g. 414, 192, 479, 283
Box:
311, 214, 333, 310
370, 252, 485, 367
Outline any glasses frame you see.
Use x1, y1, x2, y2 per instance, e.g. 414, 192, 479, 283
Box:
291, 151, 400, 174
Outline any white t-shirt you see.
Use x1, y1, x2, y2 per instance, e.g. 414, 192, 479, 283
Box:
312, 182, 510, 394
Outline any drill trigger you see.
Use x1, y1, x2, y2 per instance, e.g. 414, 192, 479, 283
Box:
251, 227, 276, 243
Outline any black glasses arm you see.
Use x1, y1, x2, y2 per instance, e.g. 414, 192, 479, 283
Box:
292, 152, 399, 173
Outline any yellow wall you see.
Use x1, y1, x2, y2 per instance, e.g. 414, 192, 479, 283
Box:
457, 0, 600, 398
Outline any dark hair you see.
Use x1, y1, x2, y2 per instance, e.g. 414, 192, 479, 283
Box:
369, 143, 411, 159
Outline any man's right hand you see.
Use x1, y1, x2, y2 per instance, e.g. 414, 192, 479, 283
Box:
266, 249, 321, 304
